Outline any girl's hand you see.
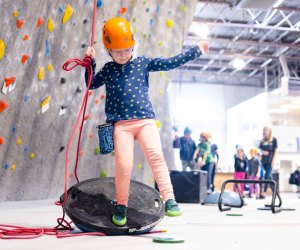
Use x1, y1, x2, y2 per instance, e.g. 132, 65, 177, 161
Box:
198, 41, 209, 55
85, 47, 95, 58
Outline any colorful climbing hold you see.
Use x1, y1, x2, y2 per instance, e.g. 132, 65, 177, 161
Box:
182, 5, 187, 11
158, 41, 163, 46
95, 99, 99, 104
119, 7, 127, 14
30, 153, 35, 159
79, 151, 84, 157
89, 133, 94, 139
13, 11, 20, 17
166, 19, 174, 28
0, 137, 4, 145
100, 94, 105, 100
11, 164, 16, 171
16, 139, 22, 145
16, 19, 26, 28
97, 0, 103, 7
84, 114, 91, 121
45, 40, 51, 57
155, 120, 161, 129
24, 146, 29, 152
21, 54, 29, 64
40, 96, 51, 113
60, 77, 66, 84
0, 38, 5, 60
137, 163, 143, 169
160, 72, 165, 76
2, 77, 16, 94
38, 66, 45, 80
159, 89, 164, 96
0, 100, 9, 112
100, 170, 107, 177
47, 18, 54, 32
11, 126, 17, 132
37, 17, 44, 27
62, 4, 73, 24
23, 34, 29, 41
94, 146, 100, 155
5, 163, 10, 170
47, 63, 53, 71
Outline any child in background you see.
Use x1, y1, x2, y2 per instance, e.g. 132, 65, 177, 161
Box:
247, 148, 261, 198
233, 146, 248, 196
84, 17, 209, 226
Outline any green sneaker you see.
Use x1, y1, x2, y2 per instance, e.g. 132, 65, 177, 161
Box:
112, 205, 127, 226
165, 199, 182, 217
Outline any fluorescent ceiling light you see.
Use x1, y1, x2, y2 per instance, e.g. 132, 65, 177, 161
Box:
189, 22, 209, 38
232, 58, 246, 70
273, 0, 284, 8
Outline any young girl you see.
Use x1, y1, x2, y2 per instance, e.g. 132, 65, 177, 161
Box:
247, 148, 261, 198
233, 146, 248, 196
84, 17, 209, 226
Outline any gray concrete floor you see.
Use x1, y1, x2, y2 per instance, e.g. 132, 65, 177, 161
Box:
0, 192, 299, 250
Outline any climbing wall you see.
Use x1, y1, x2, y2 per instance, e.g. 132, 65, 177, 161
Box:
0, 0, 197, 201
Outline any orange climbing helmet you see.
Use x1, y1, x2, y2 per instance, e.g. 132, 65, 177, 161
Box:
102, 17, 135, 50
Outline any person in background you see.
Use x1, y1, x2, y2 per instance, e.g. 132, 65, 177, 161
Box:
211, 143, 219, 192
173, 127, 196, 171
193, 132, 214, 193
233, 146, 248, 196
259, 126, 278, 196
247, 148, 261, 199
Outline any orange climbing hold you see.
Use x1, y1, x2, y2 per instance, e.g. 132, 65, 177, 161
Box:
23, 34, 29, 41
84, 114, 91, 121
119, 7, 127, 14
21, 54, 29, 64
37, 17, 44, 27
0, 100, 9, 112
4, 76, 16, 87
16, 19, 26, 28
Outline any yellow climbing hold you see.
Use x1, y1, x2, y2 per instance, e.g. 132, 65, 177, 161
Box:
0, 39, 5, 60
62, 4, 73, 24
158, 41, 163, 46
11, 164, 16, 171
38, 66, 45, 80
137, 163, 143, 169
47, 63, 53, 71
30, 153, 35, 159
182, 5, 187, 11
159, 72, 165, 76
100, 170, 107, 177
166, 19, 174, 28
40, 96, 51, 108
155, 120, 161, 129
159, 89, 164, 96
47, 18, 54, 32
16, 139, 22, 145
13, 11, 20, 17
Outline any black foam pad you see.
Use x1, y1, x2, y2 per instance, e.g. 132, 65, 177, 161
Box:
61, 177, 164, 235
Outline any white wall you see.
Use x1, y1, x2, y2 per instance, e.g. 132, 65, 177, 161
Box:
168, 82, 263, 170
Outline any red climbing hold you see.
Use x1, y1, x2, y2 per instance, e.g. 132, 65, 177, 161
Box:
0, 137, 4, 145
37, 17, 44, 27
0, 100, 9, 112
4, 76, 16, 87
84, 114, 91, 121
21, 54, 29, 64
119, 7, 127, 14
16, 19, 26, 28
100, 94, 105, 100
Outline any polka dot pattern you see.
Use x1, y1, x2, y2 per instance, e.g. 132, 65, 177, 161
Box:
85, 46, 202, 122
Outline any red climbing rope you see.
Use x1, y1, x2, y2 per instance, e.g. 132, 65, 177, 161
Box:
0, 0, 101, 240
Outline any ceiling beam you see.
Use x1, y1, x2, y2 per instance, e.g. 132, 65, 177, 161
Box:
186, 35, 300, 49
193, 18, 300, 33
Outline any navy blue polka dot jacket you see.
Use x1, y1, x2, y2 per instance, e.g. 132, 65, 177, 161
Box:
85, 46, 202, 122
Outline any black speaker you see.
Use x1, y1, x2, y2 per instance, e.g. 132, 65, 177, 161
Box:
168, 170, 207, 204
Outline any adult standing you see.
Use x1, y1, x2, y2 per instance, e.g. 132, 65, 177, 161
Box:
173, 127, 197, 171
259, 126, 278, 196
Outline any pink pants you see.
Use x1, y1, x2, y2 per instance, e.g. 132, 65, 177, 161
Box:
114, 119, 175, 206
233, 171, 246, 194
248, 176, 260, 196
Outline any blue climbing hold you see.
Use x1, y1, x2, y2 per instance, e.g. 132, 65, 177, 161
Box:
97, 0, 103, 7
